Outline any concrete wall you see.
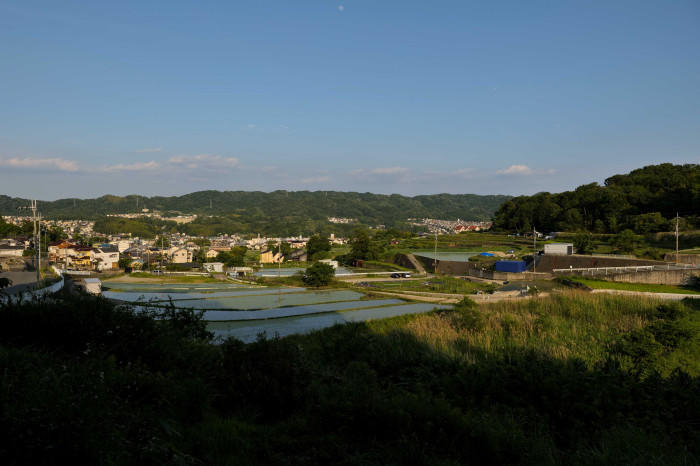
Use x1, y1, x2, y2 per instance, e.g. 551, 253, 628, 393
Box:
664, 253, 700, 265
535, 254, 663, 273
607, 269, 698, 286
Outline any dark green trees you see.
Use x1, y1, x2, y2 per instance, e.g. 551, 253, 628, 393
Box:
492, 164, 699, 233
302, 262, 335, 287
306, 234, 331, 260
216, 246, 248, 267
573, 231, 594, 255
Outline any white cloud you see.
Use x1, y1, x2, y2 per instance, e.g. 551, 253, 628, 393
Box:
103, 161, 160, 172
370, 166, 409, 175
134, 147, 162, 153
301, 176, 330, 184
338, 5, 345, 12
0, 157, 79, 172
168, 154, 240, 170
497, 164, 534, 175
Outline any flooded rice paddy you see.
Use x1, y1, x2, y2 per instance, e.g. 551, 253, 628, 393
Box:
103, 281, 445, 341
207, 302, 448, 342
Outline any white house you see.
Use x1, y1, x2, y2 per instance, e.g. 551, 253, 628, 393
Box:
91, 247, 120, 271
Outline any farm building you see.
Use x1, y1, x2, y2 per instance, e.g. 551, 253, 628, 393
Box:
544, 243, 574, 256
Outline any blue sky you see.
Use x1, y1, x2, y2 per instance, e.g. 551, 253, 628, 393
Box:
1, 0, 698, 199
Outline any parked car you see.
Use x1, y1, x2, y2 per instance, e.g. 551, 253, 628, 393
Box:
390, 273, 401, 278
401, 272, 411, 278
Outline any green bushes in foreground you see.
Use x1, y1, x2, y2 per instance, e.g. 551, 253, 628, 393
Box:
0, 292, 699, 464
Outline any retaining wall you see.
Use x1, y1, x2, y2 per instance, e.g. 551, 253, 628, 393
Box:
607, 269, 698, 286
664, 253, 700, 265
535, 255, 663, 273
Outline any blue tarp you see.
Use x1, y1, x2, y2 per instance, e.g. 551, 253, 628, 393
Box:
479, 252, 495, 257
494, 260, 527, 273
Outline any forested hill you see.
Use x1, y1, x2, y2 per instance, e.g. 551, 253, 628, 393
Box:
0, 191, 510, 225
493, 163, 700, 233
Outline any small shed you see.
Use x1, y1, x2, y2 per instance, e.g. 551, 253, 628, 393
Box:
203, 262, 224, 273
228, 267, 253, 278
544, 243, 574, 256
494, 260, 527, 273
82, 278, 102, 295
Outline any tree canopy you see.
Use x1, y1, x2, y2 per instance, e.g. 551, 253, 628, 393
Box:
493, 164, 699, 233
301, 262, 335, 287
306, 234, 331, 260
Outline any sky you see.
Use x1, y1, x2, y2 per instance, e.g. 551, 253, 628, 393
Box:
1, 0, 699, 200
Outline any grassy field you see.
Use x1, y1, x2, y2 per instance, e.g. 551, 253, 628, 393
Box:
569, 277, 700, 295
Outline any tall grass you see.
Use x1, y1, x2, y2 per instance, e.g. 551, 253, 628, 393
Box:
374, 291, 668, 369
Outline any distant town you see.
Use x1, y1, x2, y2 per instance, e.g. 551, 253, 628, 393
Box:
0, 209, 492, 275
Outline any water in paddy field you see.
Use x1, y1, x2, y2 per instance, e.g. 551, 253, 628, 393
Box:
202, 299, 404, 321
254, 266, 352, 276
413, 251, 478, 262
208, 302, 448, 343
137, 290, 366, 310
104, 281, 449, 341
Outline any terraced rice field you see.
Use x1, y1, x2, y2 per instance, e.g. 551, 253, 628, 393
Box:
103, 282, 445, 341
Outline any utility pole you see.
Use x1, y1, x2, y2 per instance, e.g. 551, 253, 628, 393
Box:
434, 231, 438, 274
676, 212, 679, 265
278, 237, 282, 279
37, 214, 42, 280
18, 200, 40, 283
533, 226, 537, 273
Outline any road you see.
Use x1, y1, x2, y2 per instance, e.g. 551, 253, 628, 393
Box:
0, 271, 38, 295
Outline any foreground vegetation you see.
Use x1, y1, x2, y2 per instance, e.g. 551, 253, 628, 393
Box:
0, 290, 698, 464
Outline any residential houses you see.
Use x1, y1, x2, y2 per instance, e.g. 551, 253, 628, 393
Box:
260, 249, 284, 264
0, 244, 24, 257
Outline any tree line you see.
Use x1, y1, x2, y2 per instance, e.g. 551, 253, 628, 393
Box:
493, 163, 699, 233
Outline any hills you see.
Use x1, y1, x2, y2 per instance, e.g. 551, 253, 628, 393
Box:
0, 191, 510, 236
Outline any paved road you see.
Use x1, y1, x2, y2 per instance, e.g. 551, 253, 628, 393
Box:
0, 271, 38, 295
